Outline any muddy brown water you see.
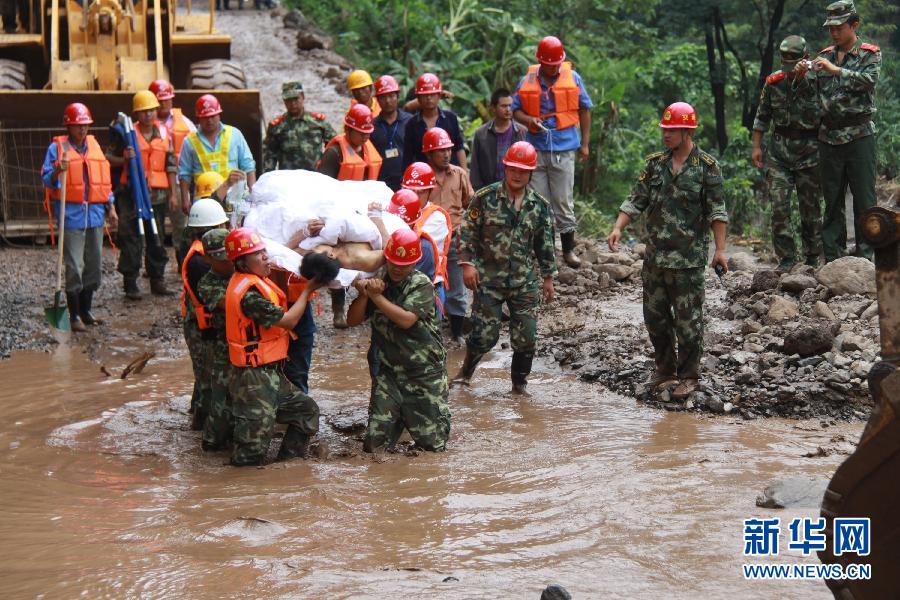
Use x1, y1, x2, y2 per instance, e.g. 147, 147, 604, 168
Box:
0, 325, 857, 598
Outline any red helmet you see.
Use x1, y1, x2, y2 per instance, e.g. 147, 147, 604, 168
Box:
386, 189, 423, 224
344, 103, 375, 133
502, 141, 538, 171
149, 79, 175, 100
224, 227, 266, 261
659, 102, 698, 129
401, 162, 436, 190
63, 102, 93, 125
374, 75, 400, 96
415, 73, 442, 95
422, 127, 453, 153
195, 94, 223, 118
383, 228, 422, 266
536, 36, 566, 65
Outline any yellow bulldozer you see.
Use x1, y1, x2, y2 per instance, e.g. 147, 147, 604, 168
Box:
0, 0, 262, 236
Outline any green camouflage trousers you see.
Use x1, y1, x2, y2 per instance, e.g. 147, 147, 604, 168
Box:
229, 363, 320, 466
201, 337, 233, 450
183, 317, 211, 427
467, 285, 540, 355
767, 163, 822, 263
366, 367, 450, 452
642, 263, 705, 380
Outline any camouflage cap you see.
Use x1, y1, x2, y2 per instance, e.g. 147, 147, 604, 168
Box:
202, 228, 230, 260
779, 35, 808, 63
282, 81, 304, 99
823, 0, 856, 26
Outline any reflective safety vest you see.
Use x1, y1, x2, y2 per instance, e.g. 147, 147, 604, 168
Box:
167, 108, 191, 162
322, 134, 382, 181
181, 240, 213, 329
122, 123, 170, 189
414, 204, 452, 286
48, 135, 112, 203
225, 273, 289, 368
517, 62, 581, 131
188, 125, 233, 182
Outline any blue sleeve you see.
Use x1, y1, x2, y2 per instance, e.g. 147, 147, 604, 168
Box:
573, 71, 593, 109
232, 128, 257, 173
449, 113, 464, 153
510, 77, 526, 112
415, 237, 436, 280
178, 139, 197, 183
41, 143, 60, 189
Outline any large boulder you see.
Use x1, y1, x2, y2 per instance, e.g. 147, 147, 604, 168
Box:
816, 256, 876, 296
751, 270, 781, 293
783, 326, 834, 356
727, 252, 756, 272
593, 263, 633, 281
780, 273, 818, 294
756, 477, 829, 509
594, 251, 634, 265
766, 296, 799, 322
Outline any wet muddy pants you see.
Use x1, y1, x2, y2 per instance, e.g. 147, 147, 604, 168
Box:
365, 366, 450, 452
642, 263, 705, 380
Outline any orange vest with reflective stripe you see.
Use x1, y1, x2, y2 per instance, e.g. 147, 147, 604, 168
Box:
414, 204, 453, 286
322, 134, 382, 181
225, 273, 290, 368
181, 240, 213, 329
517, 62, 581, 131
48, 135, 112, 203
168, 108, 191, 162
122, 123, 170, 189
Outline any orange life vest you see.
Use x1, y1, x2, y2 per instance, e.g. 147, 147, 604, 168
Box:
121, 123, 170, 189
517, 62, 581, 131
225, 273, 290, 368
414, 204, 453, 287
48, 135, 112, 203
321, 134, 382, 181
181, 239, 213, 329
167, 108, 192, 163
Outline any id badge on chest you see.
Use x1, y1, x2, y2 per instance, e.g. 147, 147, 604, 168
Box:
384, 148, 399, 159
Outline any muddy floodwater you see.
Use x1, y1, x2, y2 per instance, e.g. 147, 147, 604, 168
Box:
0, 327, 858, 598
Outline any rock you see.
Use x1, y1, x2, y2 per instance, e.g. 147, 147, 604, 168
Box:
595, 271, 611, 289
812, 300, 836, 320
780, 273, 818, 294
766, 296, 799, 322
789, 264, 816, 277
594, 251, 635, 265
750, 301, 769, 317
860, 301, 878, 321
782, 326, 835, 357
557, 269, 577, 285
631, 259, 643, 273
816, 256, 876, 296
706, 396, 726, 413
593, 263, 633, 281
797, 356, 825, 368
741, 320, 763, 334
837, 333, 867, 352
725, 303, 749, 320
282, 9, 309, 29
756, 477, 829, 509
751, 270, 781, 293
633, 243, 646, 258
723, 402, 734, 413
727, 252, 755, 272
297, 29, 334, 50
541, 584, 573, 600
729, 351, 756, 365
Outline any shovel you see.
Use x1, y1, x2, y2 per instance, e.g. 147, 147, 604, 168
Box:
45, 169, 70, 331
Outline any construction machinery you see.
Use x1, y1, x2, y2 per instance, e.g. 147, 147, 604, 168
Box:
0, 0, 262, 236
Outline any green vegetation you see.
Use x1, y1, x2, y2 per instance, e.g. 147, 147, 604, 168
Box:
292, 0, 898, 240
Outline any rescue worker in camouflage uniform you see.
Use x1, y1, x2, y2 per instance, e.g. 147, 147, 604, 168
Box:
346, 229, 451, 452
455, 141, 557, 395
752, 35, 823, 270
197, 228, 235, 451
797, 0, 881, 261
608, 102, 729, 400
263, 81, 335, 172
224, 227, 322, 466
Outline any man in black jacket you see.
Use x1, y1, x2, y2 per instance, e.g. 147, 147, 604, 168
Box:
469, 89, 526, 192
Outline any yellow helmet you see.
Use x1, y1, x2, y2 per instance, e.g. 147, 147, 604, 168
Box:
132, 90, 160, 112
195, 171, 225, 198
347, 69, 374, 90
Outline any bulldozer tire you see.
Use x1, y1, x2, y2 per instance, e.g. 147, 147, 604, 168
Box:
0, 59, 30, 90
187, 59, 247, 90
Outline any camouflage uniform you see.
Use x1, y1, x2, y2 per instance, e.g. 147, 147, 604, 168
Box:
228, 288, 320, 466
753, 36, 822, 267
263, 82, 335, 172
619, 145, 728, 380
197, 255, 233, 450
365, 270, 450, 452
458, 182, 557, 357
815, 2, 881, 261
183, 297, 212, 430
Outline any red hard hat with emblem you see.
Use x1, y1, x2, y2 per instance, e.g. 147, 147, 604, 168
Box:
374, 75, 400, 96
422, 127, 453, 153
63, 102, 94, 125
225, 227, 267, 261
387, 189, 423, 224
401, 162, 436, 190
384, 228, 422, 266
149, 79, 175, 100
503, 141, 538, 170
536, 36, 566, 65
659, 102, 698, 129
344, 103, 375, 133
195, 94, 223, 118
415, 73, 442, 95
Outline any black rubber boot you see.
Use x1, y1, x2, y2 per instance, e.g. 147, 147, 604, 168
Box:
124, 278, 142, 300
449, 314, 464, 340
561, 231, 581, 268
452, 348, 484, 386
66, 292, 87, 332
276, 427, 311, 461
511, 351, 534, 395
78, 289, 99, 325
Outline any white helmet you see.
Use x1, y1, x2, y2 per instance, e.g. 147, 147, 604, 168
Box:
188, 198, 228, 227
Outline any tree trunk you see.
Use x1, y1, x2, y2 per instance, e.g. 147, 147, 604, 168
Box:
747, 0, 787, 130
705, 8, 728, 153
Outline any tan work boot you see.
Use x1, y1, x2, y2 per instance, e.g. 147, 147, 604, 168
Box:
645, 370, 678, 390
561, 231, 581, 269
672, 378, 699, 400
150, 279, 174, 296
